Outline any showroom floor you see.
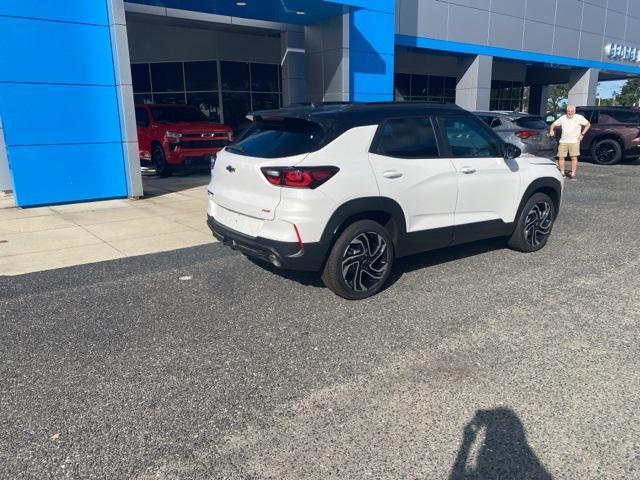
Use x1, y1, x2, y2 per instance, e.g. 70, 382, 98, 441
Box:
0, 173, 215, 276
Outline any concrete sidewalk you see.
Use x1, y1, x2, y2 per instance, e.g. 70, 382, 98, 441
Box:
0, 174, 215, 276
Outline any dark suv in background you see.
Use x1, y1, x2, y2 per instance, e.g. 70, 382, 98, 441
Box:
546, 107, 640, 165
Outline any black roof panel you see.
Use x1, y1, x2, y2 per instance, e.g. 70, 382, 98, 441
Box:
252, 101, 466, 127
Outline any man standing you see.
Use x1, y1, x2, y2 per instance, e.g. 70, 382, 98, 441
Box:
549, 105, 591, 179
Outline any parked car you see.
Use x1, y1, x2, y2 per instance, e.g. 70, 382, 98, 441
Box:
574, 106, 640, 165
135, 104, 233, 176
206, 102, 563, 299
475, 111, 557, 158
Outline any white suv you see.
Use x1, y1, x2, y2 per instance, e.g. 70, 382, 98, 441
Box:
207, 103, 563, 299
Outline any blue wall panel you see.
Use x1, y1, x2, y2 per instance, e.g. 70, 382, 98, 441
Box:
349, 7, 395, 101
326, 0, 394, 14
350, 8, 395, 55
9, 143, 128, 207
0, 0, 109, 25
351, 52, 395, 100
0, 84, 122, 146
128, 0, 345, 24
0, 17, 115, 86
0, 1, 129, 207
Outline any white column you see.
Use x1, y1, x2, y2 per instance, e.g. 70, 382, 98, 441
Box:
456, 55, 492, 111
568, 68, 599, 107
107, 0, 143, 198
281, 30, 307, 106
0, 113, 13, 197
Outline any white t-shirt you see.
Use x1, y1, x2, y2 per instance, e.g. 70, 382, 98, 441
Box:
553, 114, 589, 144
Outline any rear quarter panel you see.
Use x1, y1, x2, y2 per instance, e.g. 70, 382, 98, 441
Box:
279, 124, 381, 243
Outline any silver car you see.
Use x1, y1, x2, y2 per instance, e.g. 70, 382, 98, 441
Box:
475, 111, 557, 158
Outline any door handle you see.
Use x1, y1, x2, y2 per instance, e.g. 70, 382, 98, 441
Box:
460, 166, 476, 174
382, 170, 403, 179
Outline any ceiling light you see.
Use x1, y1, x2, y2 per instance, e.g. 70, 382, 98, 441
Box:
236, 1, 247, 6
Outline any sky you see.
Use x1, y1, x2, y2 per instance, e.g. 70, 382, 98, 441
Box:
598, 80, 626, 98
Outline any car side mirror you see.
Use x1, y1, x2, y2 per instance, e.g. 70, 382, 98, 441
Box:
503, 142, 521, 159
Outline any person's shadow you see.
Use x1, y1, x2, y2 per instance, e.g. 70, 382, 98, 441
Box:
449, 408, 552, 480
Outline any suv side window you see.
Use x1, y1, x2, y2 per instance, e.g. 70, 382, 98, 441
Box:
135, 107, 149, 127
580, 110, 596, 123
372, 117, 440, 158
598, 110, 640, 124
439, 116, 502, 158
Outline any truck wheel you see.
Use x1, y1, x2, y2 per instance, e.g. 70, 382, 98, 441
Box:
508, 192, 556, 253
591, 139, 622, 165
321, 220, 394, 300
152, 145, 172, 177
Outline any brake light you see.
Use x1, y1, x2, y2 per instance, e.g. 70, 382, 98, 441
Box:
515, 130, 540, 140
261, 167, 339, 189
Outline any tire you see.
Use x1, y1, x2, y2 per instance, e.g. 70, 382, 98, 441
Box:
591, 138, 622, 165
508, 192, 556, 253
321, 220, 394, 300
152, 145, 172, 177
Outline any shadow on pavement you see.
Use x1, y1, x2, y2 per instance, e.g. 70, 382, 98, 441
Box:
248, 237, 507, 292
388, 237, 506, 287
449, 408, 552, 480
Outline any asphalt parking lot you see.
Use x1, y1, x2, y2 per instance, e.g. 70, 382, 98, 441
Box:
2, 161, 640, 479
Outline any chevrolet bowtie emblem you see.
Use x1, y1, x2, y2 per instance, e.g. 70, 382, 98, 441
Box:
226, 165, 236, 173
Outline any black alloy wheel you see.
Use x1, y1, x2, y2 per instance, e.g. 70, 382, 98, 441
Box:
341, 232, 390, 293
321, 220, 394, 300
591, 139, 622, 165
523, 200, 554, 248
508, 192, 556, 253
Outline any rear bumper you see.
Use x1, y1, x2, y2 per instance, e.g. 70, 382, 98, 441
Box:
207, 215, 328, 272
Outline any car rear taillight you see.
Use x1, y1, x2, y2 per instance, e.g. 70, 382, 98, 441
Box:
261, 166, 339, 189
515, 130, 540, 140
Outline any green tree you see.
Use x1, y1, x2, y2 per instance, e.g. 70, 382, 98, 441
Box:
546, 84, 568, 113
615, 79, 640, 106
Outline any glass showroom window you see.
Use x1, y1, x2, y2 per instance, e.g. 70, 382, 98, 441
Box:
490, 80, 525, 111
221, 61, 281, 130
131, 60, 281, 128
394, 73, 456, 104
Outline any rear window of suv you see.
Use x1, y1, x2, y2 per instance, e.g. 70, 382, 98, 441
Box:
227, 117, 326, 158
514, 116, 548, 129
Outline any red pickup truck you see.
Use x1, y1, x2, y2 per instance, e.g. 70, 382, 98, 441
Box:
135, 104, 233, 176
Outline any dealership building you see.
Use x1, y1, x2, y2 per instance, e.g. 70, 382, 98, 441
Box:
1, 0, 640, 207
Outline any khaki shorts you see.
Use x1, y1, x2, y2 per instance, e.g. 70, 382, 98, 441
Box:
557, 142, 580, 158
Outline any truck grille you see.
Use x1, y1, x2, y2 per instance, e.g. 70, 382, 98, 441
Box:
178, 140, 228, 149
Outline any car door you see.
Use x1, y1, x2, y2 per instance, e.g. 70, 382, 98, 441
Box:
437, 115, 521, 241
135, 106, 152, 160
368, 116, 458, 253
